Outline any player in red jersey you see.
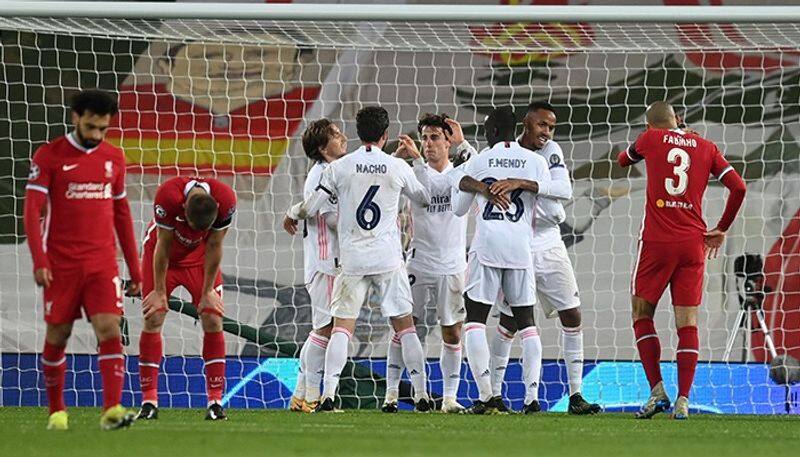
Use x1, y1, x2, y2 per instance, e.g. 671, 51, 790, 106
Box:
618, 102, 746, 420
23, 90, 143, 431
136, 176, 236, 421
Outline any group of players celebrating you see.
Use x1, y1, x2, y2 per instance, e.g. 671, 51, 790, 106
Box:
24, 89, 745, 430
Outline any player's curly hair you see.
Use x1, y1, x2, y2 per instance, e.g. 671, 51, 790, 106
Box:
70, 89, 118, 117
302, 119, 337, 162
417, 113, 453, 138
186, 193, 219, 232
356, 106, 390, 143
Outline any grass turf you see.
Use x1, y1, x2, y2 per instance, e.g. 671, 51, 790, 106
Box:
1, 407, 798, 457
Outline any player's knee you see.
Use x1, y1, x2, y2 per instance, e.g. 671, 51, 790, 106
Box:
440, 324, 461, 345
92, 317, 121, 342
200, 313, 223, 332
511, 306, 535, 329
673, 306, 698, 327
631, 296, 656, 320
498, 312, 517, 333
143, 313, 166, 332
316, 323, 333, 339
45, 324, 72, 346
559, 307, 581, 327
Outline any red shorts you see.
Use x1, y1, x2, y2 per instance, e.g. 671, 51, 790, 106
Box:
141, 246, 224, 315
631, 240, 705, 306
44, 265, 123, 325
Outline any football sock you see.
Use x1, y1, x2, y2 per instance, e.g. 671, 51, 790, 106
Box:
562, 325, 584, 396
464, 322, 492, 402
138, 331, 162, 405
293, 335, 309, 400
633, 317, 663, 389
385, 333, 404, 401
440, 341, 462, 399
676, 325, 699, 399
520, 326, 542, 405
42, 341, 67, 414
98, 338, 125, 411
322, 327, 351, 400
398, 327, 428, 401
304, 332, 329, 403
203, 331, 226, 404
489, 324, 515, 397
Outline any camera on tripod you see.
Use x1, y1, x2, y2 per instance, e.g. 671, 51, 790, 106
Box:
733, 253, 769, 311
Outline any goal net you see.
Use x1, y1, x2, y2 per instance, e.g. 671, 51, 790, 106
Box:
1, 2, 799, 414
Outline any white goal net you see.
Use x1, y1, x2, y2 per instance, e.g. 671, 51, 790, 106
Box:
1, 1, 799, 413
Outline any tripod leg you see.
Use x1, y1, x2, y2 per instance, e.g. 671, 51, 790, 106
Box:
723, 309, 747, 362
754, 309, 778, 359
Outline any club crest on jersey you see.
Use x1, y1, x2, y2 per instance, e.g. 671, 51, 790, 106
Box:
155, 205, 167, 218
104, 160, 114, 178
28, 163, 40, 181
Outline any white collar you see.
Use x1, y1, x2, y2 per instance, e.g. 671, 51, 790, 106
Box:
183, 179, 211, 197
66, 132, 100, 154
426, 161, 453, 174
360, 144, 383, 153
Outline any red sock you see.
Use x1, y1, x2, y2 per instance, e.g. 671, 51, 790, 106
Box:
203, 332, 226, 404
139, 332, 162, 404
676, 325, 699, 399
42, 341, 67, 414
633, 318, 663, 389
98, 338, 125, 411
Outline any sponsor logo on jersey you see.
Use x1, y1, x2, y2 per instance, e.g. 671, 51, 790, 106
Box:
28, 163, 40, 180
173, 230, 203, 249
65, 182, 112, 199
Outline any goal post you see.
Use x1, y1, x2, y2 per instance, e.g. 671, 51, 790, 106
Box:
1, 1, 799, 413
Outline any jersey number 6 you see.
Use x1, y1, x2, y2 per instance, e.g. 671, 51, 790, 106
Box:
356, 185, 381, 230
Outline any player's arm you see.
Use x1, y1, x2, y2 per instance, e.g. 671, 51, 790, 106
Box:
286, 166, 337, 227
142, 227, 173, 318
451, 187, 476, 217
486, 159, 553, 199
445, 118, 478, 166
23, 149, 53, 288
396, 135, 432, 205
617, 131, 648, 167
540, 144, 572, 201
449, 161, 511, 210
200, 228, 226, 315
704, 152, 747, 259
111, 162, 142, 295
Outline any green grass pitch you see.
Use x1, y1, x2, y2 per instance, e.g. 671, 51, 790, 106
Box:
1, 407, 798, 457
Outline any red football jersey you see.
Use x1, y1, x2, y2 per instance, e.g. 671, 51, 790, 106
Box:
25, 134, 128, 268
142, 177, 236, 268
627, 128, 733, 242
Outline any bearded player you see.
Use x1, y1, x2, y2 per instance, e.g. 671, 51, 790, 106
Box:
137, 176, 236, 421
618, 101, 746, 419
24, 89, 142, 430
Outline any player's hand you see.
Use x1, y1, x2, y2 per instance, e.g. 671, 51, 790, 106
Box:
396, 135, 422, 160
126, 281, 142, 298
200, 290, 224, 316
444, 118, 464, 145
142, 290, 168, 319
283, 215, 299, 235
489, 178, 531, 196
704, 228, 726, 259
479, 184, 510, 210
33, 268, 53, 288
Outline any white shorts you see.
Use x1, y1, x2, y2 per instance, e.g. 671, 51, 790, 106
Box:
306, 272, 335, 330
465, 253, 537, 308
408, 267, 466, 327
330, 267, 413, 319
499, 243, 580, 318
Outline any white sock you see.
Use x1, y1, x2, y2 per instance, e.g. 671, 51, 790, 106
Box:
464, 322, 492, 402
562, 325, 584, 396
293, 336, 309, 400
440, 341, 462, 399
398, 328, 428, 401
321, 328, 351, 400
520, 326, 542, 405
489, 325, 515, 397
384, 333, 404, 402
304, 332, 329, 403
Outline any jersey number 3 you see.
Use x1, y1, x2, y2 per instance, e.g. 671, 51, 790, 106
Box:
356, 185, 381, 230
665, 148, 690, 196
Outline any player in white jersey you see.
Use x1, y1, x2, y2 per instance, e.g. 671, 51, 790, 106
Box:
382, 114, 475, 414
449, 106, 551, 415
286, 106, 434, 412
482, 102, 601, 414
283, 119, 347, 413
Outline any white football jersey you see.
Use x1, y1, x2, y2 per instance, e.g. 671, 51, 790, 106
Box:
460, 141, 551, 269
302, 161, 339, 284
319, 145, 430, 275
530, 140, 570, 251
407, 163, 467, 275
